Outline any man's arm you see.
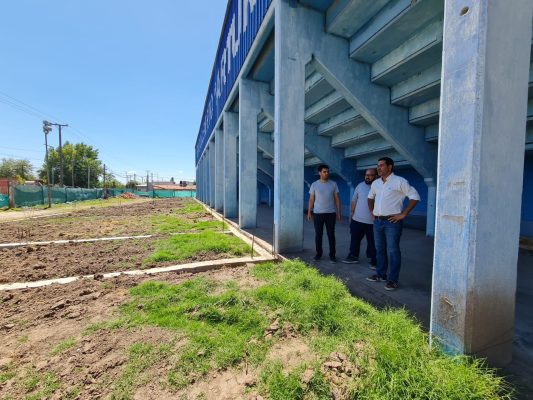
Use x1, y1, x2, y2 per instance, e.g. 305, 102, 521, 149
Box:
307, 193, 315, 221
367, 198, 375, 217
389, 199, 418, 223
350, 200, 356, 221
334, 191, 341, 221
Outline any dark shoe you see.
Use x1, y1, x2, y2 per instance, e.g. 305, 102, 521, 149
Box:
384, 281, 398, 291
313, 254, 321, 261
341, 255, 359, 264
366, 274, 385, 282
329, 256, 337, 263
368, 261, 377, 270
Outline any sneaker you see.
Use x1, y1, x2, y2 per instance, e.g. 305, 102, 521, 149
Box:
341, 255, 359, 264
368, 262, 377, 270
329, 256, 337, 263
313, 254, 321, 261
384, 282, 398, 291
366, 274, 385, 282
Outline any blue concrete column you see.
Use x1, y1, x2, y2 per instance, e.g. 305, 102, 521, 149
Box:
430, 0, 533, 366
223, 111, 238, 218
238, 78, 260, 228
425, 178, 436, 236
215, 128, 224, 212
203, 155, 209, 204
208, 141, 216, 208
273, 0, 310, 253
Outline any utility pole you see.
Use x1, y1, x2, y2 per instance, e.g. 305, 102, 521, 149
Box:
43, 121, 68, 187
57, 124, 68, 187
103, 164, 107, 199
71, 150, 75, 187
42, 121, 52, 208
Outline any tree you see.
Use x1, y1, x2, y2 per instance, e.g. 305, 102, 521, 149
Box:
0, 158, 35, 182
39, 142, 103, 187
125, 180, 138, 189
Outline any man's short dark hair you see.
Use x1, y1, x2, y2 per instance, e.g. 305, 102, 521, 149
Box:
378, 157, 394, 170
318, 164, 330, 172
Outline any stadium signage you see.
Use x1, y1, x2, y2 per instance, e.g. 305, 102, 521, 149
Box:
196, 0, 272, 163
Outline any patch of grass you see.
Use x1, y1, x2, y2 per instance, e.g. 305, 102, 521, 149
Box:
109, 278, 270, 389
251, 260, 511, 400
259, 361, 330, 400
92, 260, 510, 399
18, 335, 29, 344
150, 214, 223, 233
63, 385, 82, 399
145, 230, 251, 263
22, 371, 60, 400
50, 337, 76, 356
0, 363, 16, 383
111, 342, 170, 400
172, 201, 208, 216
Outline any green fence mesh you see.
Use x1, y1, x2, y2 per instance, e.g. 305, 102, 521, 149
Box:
11, 185, 195, 207
0, 194, 9, 208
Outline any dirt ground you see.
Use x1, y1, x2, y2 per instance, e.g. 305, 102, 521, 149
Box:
0, 199, 240, 285
0, 266, 272, 399
0, 198, 201, 243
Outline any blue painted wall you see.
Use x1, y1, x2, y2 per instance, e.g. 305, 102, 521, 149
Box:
521, 153, 533, 237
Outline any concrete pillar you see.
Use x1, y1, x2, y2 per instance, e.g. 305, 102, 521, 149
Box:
215, 128, 224, 212
195, 166, 200, 200
203, 156, 208, 203
209, 141, 216, 208
430, 0, 533, 366
273, 0, 309, 253
238, 78, 260, 228
223, 111, 238, 218
425, 178, 436, 236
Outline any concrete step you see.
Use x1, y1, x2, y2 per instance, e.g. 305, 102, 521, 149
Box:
331, 120, 379, 148
371, 17, 443, 87
317, 108, 362, 136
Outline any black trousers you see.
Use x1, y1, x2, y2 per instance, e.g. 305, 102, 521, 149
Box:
313, 212, 336, 258
349, 220, 377, 262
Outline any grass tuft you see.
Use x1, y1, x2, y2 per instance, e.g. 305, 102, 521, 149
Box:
145, 230, 251, 263
50, 337, 76, 356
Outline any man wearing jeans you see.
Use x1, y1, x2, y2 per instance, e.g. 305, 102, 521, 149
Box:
342, 168, 377, 267
307, 164, 341, 263
366, 157, 420, 290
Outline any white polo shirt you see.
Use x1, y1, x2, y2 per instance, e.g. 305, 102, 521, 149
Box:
368, 173, 420, 216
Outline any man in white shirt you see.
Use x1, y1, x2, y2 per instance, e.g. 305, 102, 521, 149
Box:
307, 164, 341, 263
366, 157, 420, 290
342, 168, 377, 267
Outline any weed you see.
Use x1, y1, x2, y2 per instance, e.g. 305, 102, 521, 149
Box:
18, 335, 29, 344
110, 342, 170, 399
50, 337, 76, 356
0, 363, 16, 383
150, 215, 223, 233
22, 371, 60, 400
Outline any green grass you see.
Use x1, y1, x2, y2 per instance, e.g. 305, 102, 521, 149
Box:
111, 342, 171, 399
145, 230, 251, 263
150, 214, 224, 233
87, 260, 511, 399
50, 337, 76, 356
0, 363, 16, 383
20, 368, 60, 400
172, 201, 208, 216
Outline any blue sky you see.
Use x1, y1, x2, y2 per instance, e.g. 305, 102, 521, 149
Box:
0, 1, 228, 183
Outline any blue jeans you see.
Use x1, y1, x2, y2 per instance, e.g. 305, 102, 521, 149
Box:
373, 219, 403, 283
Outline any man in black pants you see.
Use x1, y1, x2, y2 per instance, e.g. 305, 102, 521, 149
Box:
307, 164, 341, 263
342, 168, 377, 267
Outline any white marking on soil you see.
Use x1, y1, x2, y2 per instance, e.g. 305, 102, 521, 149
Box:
0, 256, 275, 291
0, 235, 154, 248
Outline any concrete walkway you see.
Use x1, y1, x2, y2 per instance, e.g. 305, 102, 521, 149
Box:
233, 204, 533, 399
